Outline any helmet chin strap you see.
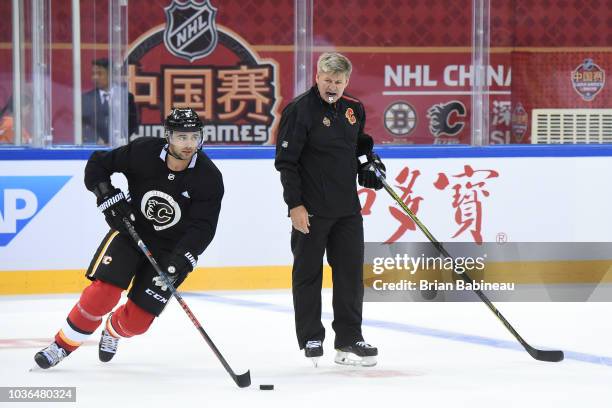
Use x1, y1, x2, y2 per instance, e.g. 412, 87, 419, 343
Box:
165, 144, 187, 161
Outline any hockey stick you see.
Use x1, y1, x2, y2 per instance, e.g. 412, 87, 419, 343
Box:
121, 217, 252, 387
370, 165, 564, 363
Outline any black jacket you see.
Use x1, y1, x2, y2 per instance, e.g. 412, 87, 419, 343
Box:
85, 137, 224, 256
275, 86, 369, 218
82, 89, 139, 144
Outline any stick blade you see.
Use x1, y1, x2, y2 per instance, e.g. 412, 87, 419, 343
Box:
529, 348, 564, 362
234, 370, 251, 388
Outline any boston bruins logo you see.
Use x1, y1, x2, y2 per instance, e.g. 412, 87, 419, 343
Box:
141, 191, 182, 231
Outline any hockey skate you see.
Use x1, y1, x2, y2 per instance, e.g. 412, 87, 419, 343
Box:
34, 342, 68, 369
304, 340, 323, 367
99, 313, 120, 362
334, 341, 378, 367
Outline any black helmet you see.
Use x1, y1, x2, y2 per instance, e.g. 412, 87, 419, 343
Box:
164, 108, 203, 132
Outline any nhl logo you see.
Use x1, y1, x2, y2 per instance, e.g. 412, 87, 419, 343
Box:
164, 0, 219, 62
571, 58, 605, 101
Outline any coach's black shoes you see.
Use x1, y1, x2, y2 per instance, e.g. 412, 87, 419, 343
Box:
335, 341, 378, 367
304, 339, 323, 367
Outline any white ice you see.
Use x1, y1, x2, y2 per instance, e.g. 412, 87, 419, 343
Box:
1, 290, 611, 408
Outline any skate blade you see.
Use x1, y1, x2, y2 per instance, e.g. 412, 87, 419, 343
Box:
334, 351, 377, 367
309, 357, 320, 368
29, 364, 43, 372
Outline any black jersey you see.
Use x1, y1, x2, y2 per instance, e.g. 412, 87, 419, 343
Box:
84, 137, 224, 257
275, 86, 370, 218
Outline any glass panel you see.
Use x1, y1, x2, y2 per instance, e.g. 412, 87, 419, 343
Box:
10, 1, 591, 147
0, 0, 17, 146
312, 0, 473, 145
108, 0, 129, 148
0, 0, 33, 147
294, 0, 313, 97
48, 0, 83, 146
490, 1, 612, 145
78, 0, 122, 146
471, 0, 490, 146
0, 0, 131, 147
30, 0, 53, 148
0, 0, 295, 147
125, 0, 292, 145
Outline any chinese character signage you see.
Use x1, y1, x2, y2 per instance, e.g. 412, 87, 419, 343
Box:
127, 0, 281, 145
360, 164, 500, 244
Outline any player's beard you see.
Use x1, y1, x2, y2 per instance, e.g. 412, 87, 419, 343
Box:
168, 144, 195, 161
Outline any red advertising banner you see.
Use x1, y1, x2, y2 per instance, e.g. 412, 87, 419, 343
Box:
0, 0, 610, 145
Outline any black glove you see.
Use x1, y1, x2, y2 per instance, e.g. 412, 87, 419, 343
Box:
93, 182, 135, 233
153, 250, 198, 292
357, 133, 374, 157
358, 153, 386, 190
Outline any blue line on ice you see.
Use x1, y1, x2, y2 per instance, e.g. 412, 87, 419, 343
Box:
183, 292, 612, 367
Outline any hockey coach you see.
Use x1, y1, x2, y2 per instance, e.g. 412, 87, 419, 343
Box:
275, 52, 386, 367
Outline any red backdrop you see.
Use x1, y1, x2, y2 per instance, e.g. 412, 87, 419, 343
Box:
0, 0, 610, 144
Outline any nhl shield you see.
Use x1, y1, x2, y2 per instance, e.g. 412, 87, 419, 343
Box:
164, 0, 218, 62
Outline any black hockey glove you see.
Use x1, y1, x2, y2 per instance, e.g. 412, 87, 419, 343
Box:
93, 182, 135, 233
358, 153, 386, 190
153, 250, 198, 292
357, 133, 374, 157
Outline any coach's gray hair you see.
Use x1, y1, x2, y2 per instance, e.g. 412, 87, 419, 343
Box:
317, 52, 352, 77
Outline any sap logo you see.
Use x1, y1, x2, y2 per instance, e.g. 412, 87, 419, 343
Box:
0, 176, 71, 246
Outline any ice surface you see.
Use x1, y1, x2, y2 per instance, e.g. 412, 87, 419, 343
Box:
1, 290, 611, 408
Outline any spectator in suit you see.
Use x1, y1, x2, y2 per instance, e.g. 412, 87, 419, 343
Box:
82, 58, 139, 145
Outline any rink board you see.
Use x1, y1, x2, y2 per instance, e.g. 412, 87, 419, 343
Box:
1, 147, 612, 294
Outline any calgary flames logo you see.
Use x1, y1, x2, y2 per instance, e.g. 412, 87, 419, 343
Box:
141, 191, 182, 231
345, 108, 356, 125
426, 101, 466, 137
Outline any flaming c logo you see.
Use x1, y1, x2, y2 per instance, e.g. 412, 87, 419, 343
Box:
140, 190, 182, 231
345, 108, 356, 125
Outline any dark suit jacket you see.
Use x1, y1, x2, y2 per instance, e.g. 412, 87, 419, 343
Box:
82, 88, 139, 144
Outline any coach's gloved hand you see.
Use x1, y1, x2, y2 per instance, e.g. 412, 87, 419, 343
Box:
358, 153, 386, 190
93, 182, 135, 233
153, 250, 198, 292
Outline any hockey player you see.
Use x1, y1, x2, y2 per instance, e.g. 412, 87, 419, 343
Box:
274, 52, 385, 367
34, 108, 224, 369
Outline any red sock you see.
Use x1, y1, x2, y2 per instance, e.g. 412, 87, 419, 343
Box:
107, 299, 155, 338
55, 280, 122, 352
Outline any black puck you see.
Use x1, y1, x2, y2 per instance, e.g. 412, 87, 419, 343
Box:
259, 384, 274, 390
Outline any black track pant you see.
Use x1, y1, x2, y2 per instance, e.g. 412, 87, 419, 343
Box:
291, 213, 364, 349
